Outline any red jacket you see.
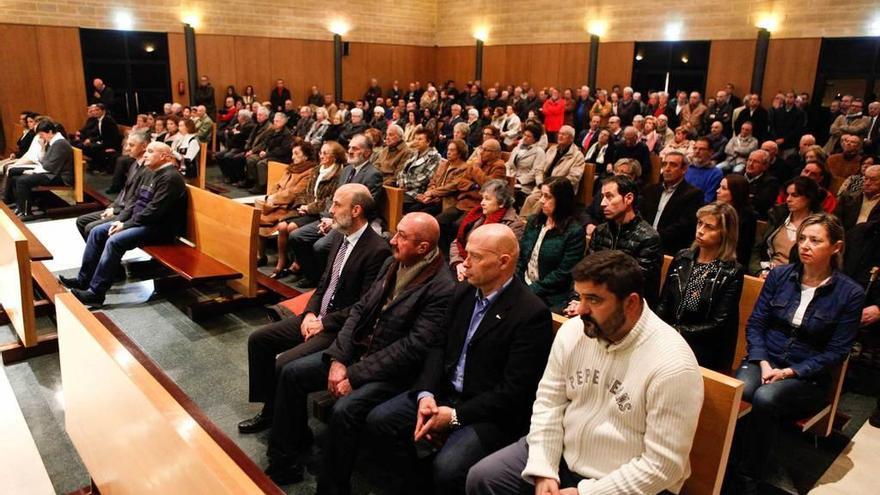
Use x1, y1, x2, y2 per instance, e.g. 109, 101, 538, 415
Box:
542, 98, 565, 132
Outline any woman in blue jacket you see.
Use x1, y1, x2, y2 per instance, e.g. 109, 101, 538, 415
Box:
736, 212, 862, 489
516, 177, 585, 310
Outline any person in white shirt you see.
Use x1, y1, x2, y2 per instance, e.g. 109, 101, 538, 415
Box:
467, 250, 704, 495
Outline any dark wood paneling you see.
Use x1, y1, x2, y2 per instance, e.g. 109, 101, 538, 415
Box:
557, 43, 591, 90
762, 38, 821, 105
596, 41, 634, 91
436, 46, 474, 86
706, 39, 756, 98
0, 24, 46, 154
167, 33, 189, 105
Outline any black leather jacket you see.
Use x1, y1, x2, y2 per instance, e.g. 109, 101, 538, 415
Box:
656, 248, 745, 372
589, 214, 663, 306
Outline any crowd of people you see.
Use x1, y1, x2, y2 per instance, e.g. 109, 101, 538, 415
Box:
5, 74, 879, 494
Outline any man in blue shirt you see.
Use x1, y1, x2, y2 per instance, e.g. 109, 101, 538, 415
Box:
365, 224, 554, 494
686, 137, 724, 203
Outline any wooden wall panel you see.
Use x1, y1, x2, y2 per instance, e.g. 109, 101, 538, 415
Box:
35, 26, 86, 139
194, 35, 237, 107
479, 43, 589, 90
706, 39, 755, 98
558, 43, 590, 90
483, 45, 508, 86
596, 41, 634, 91
167, 33, 189, 105
233, 36, 272, 107
0, 24, 46, 154
435, 46, 474, 87
340, 43, 436, 102
762, 38, 821, 106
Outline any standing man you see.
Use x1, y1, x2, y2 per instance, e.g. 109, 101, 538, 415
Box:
89, 78, 116, 115
193, 76, 217, 118
271, 79, 292, 112
467, 250, 703, 495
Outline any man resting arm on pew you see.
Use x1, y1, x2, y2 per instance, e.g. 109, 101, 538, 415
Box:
60, 142, 188, 307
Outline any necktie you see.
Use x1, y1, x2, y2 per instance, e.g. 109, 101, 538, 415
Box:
345, 166, 356, 183
582, 131, 594, 149
870, 117, 878, 141
320, 239, 350, 318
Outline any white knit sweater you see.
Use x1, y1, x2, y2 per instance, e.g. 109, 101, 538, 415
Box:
522, 303, 704, 495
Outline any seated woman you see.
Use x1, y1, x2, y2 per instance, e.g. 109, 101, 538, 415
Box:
838, 154, 876, 197
271, 141, 345, 278
1, 112, 41, 177
171, 118, 201, 180
735, 213, 862, 489
516, 177, 586, 310
656, 202, 745, 371
506, 124, 546, 208
659, 126, 694, 162
777, 159, 837, 213
716, 174, 757, 266
305, 107, 331, 148
403, 110, 421, 144
257, 141, 317, 242
151, 117, 167, 143
449, 178, 524, 280
752, 176, 823, 276
163, 115, 181, 148
410, 138, 469, 216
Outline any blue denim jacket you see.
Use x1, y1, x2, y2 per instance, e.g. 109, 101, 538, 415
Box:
746, 263, 863, 378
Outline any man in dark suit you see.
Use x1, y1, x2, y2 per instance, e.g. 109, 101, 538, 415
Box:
289, 133, 384, 285
88, 78, 116, 115
640, 150, 704, 254
744, 149, 780, 220
734, 94, 769, 143
238, 183, 391, 434
78, 103, 121, 172
264, 212, 455, 490
270, 79, 291, 112
835, 165, 880, 231
366, 224, 553, 494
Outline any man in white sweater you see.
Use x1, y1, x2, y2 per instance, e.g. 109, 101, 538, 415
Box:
467, 250, 704, 495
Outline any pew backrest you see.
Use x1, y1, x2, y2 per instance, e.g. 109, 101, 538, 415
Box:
383, 185, 405, 234
56, 293, 283, 494
72, 146, 85, 202
649, 153, 662, 185
579, 162, 596, 205
660, 254, 673, 292
0, 212, 36, 346
733, 275, 764, 373
267, 161, 287, 194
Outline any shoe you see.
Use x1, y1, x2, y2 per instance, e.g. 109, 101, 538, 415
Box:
257, 256, 268, 267
59, 275, 88, 290
248, 185, 265, 194
237, 411, 273, 434
71, 288, 105, 308
234, 180, 251, 188
870, 404, 880, 428
269, 268, 291, 279
265, 462, 304, 485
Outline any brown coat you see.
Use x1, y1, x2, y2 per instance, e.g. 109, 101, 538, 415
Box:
260, 161, 316, 225
297, 165, 343, 216
681, 103, 708, 134
455, 157, 507, 211
425, 158, 470, 210
373, 143, 414, 185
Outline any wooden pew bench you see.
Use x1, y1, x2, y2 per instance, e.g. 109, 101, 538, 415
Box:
141, 185, 260, 319
32, 146, 105, 217
56, 293, 283, 494
0, 207, 65, 363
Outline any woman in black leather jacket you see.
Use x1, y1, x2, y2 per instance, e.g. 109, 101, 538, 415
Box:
656, 202, 745, 371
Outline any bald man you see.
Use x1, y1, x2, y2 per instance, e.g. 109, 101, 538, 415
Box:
60, 142, 188, 306
265, 212, 456, 492
367, 223, 553, 494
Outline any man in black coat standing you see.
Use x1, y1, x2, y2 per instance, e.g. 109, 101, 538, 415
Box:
366, 224, 553, 495
264, 212, 455, 492
238, 183, 391, 434
270, 79, 292, 112
639, 150, 705, 254
193, 75, 217, 118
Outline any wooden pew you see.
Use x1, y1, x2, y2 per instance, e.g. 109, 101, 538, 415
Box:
142, 185, 259, 319
267, 160, 287, 190
56, 293, 283, 494
211, 122, 218, 153
32, 146, 106, 217
796, 357, 850, 438
649, 153, 662, 185
0, 208, 65, 363
681, 368, 745, 495
578, 162, 596, 205
0, 203, 52, 260
383, 185, 405, 235
660, 254, 673, 292
185, 142, 208, 189
34, 146, 85, 203
732, 275, 764, 374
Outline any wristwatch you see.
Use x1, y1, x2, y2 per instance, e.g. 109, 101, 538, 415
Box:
450, 408, 461, 428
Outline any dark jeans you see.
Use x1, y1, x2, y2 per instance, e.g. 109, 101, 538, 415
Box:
219, 150, 246, 181
403, 197, 442, 215
734, 360, 827, 478
247, 315, 337, 412
76, 210, 116, 240
367, 391, 509, 495
267, 352, 402, 495
77, 222, 156, 297
289, 222, 340, 282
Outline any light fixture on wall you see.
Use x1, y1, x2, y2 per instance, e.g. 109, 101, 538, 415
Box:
870, 16, 880, 36
587, 20, 607, 38
330, 19, 350, 36
182, 12, 201, 29
473, 26, 489, 81
114, 11, 134, 31
664, 22, 682, 41
586, 20, 604, 92
680, 54, 689, 64
635, 51, 644, 61
755, 13, 780, 32
329, 20, 349, 103
144, 43, 155, 53
473, 26, 489, 42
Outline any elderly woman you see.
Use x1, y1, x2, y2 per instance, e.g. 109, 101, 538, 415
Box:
660, 126, 695, 161
656, 202, 745, 372
589, 89, 612, 128
735, 213, 862, 490
516, 177, 586, 310
449, 178, 525, 280
271, 141, 345, 278
172, 118, 201, 178
411, 138, 470, 216
506, 124, 546, 207
305, 106, 331, 148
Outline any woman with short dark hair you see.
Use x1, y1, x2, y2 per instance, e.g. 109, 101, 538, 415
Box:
752, 176, 823, 275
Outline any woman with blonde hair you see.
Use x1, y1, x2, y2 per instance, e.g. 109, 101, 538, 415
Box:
656, 202, 745, 371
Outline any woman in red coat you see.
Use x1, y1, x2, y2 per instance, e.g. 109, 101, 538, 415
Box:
541, 87, 565, 143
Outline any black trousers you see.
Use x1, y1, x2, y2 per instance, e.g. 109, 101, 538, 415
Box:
217, 149, 245, 180
76, 210, 115, 240
247, 314, 337, 412
3, 171, 64, 212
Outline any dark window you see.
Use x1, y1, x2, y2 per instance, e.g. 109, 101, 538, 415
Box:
631, 41, 711, 96
814, 37, 880, 105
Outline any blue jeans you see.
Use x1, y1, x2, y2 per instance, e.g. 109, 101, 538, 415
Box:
77, 222, 153, 296
735, 360, 826, 478
366, 391, 509, 495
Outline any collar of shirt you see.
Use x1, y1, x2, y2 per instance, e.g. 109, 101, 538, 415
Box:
345, 222, 369, 247
746, 172, 763, 183
663, 178, 683, 193
475, 276, 514, 309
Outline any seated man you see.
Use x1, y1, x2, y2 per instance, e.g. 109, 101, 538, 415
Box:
367, 224, 553, 494
372, 124, 413, 185
60, 142, 187, 306
226, 106, 272, 186
76, 103, 121, 172
265, 213, 455, 492
399, 129, 441, 212
75, 132, 150, 239
686, 137, 723, 202
590, 175, 663, 306
467, 250, 704, 495
246, 112, 293, 194
289, 133, 383, 285
3, 120, 73, 218
216, 109, 256, 183
641, 150, 704, 255
238, 183, 391, 433
193, 105, 214, 143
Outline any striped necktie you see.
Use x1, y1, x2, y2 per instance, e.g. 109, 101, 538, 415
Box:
320, 239, 350, 318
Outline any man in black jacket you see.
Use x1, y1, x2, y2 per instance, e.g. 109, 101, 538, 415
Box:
744, 149, 780, 220
238, 184, 391, 434
246, 112, 293, 193
608, 126, 652, 180
265, 213, 455, 491
60, 142, 187, 306
193, 76, 216, 118
217, 110, 256, 183
78, 103, 121, 172
366, 224, 553, 494
640, 150, 704, 254
835, 165, 880, 231
270, 79, 291, 112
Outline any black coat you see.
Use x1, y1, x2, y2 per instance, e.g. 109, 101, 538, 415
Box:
656, 248, 744, 372
734, 106, 769, 142
264, 128, 294, 163
303, 227, 391, 334
834, 192, 880, 232
270, 87, 292, 112
84, 115, 122, 150
412, 279, 553, 439
640, 180, 705, 254
323, 254, 455, 387
15, 129, 35, 158
747, 172, 780, 220
607, 141, 652, 179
